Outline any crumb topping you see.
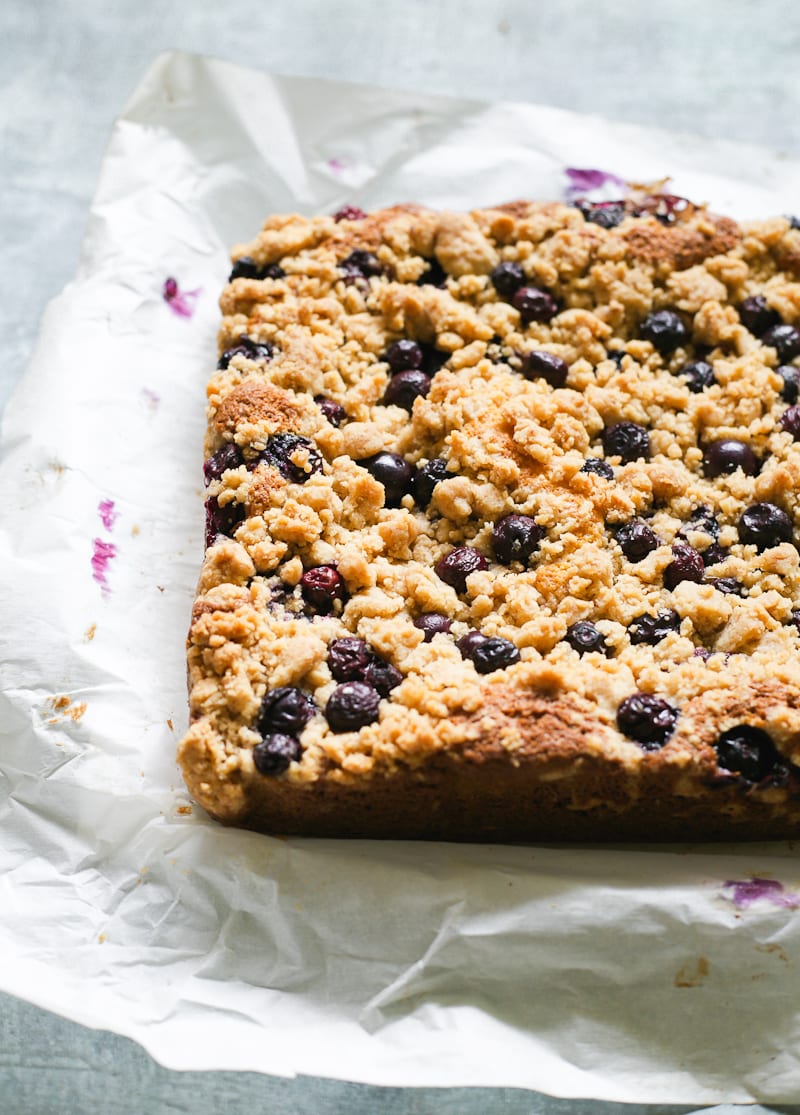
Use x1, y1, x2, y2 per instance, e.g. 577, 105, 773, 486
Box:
180, 200, 800, 814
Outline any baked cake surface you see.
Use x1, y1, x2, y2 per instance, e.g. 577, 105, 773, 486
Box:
178, 196, 800, 840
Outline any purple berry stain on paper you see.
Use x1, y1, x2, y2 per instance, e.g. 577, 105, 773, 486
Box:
722, 878, 800, 910
163, 276, 201, 319
91, 539, 117, 595
98, 499, 119, 531
327, 157, 346, 174
141, 387, 160, 411
564, 167, 626, 203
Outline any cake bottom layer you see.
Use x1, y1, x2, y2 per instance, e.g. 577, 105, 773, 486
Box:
195, 752, 800, 842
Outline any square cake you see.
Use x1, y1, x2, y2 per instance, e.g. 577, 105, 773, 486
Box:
178, 195, 800, 840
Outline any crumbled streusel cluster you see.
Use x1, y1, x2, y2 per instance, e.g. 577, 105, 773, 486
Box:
180, 198, 800, 820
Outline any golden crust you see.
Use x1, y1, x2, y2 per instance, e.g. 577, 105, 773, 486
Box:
212, 381, 301, 440
179, 198, 800, 841
623, 213, 741, 270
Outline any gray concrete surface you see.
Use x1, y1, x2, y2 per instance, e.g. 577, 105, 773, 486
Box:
3, 0, 800, 1110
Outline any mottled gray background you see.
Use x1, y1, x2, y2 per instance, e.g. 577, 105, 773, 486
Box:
3, 0, 800, 1111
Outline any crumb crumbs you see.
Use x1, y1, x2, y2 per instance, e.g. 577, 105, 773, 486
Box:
46, 694, 88, 724
84, 622, 97, 641
674, 956, 709, 988
755, 942, 789, 962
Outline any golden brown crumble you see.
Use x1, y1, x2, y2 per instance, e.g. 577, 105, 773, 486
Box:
178, 199, 800, 837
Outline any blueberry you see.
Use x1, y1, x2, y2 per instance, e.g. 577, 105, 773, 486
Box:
435, 546, 489, 593
780, 405, 800, 440
663, 543, 705, 590
471, 637, 520, 674
790, 217, 800, 230
581, 457, 614, 480
257, 686, 316, 736
617, 693, 679, 749
702, 543, 730, 567
333, 205, 367, 221
577, 200, 626, 229
512, 286, 558, 324
565, 621, 611, 656
363, 659, 403, 696
639, 310, 688, 354
456, 631, 487, 658
762, 324, 800, 363
252, 733, 302, 775
227, 258, 285, 282
382, 369, 431, 411
702, 439, 758, 478
680, 505, 720, 540
792, 609, 800, 634
676, 360, 716, 393
606, 350, 626, 367
315, 395, 346, 426
228, 260, 284, 282
738, 502, 793, 550
416, 258, 448, 287
328, 637, 373, 682
300, 565, 347, 613
629, 609, 681, 646
204, 495, 244, 548
357, 451, 415, 507
490, 261, 526, 297
385, 339, 423, 371
492, 514, 545, 565
325, 681, 381, 732
413, 458, 450, 507
413, 613, 453, 642
777, 365, 800, 403
602, 422, 650, 462
457, 632, 520, 673
228, 256, 261, 281
520, 350, 568, 388
260, 433, 323, 484
615, 519, 660, 562
714, 725, 779, 783
327, 637, 400, 696
218, 335, 274, 369
711, 577, 745, 596
203, 443, 243, 485
420, 347, 449, 376
738, 294, 781, 335
340, 250, 383, 280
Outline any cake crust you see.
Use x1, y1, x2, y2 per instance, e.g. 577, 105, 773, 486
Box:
179, 197, 800, 840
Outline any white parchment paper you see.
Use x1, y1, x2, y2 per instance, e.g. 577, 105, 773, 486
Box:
3, 51, 800, 1103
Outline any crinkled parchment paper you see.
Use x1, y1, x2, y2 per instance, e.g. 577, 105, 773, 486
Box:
3, 50, 800, 1104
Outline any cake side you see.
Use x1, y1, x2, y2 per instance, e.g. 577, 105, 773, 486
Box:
179, 198, 800, 840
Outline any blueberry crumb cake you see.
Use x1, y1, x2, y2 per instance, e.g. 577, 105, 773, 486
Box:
179, 195, 800, 840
